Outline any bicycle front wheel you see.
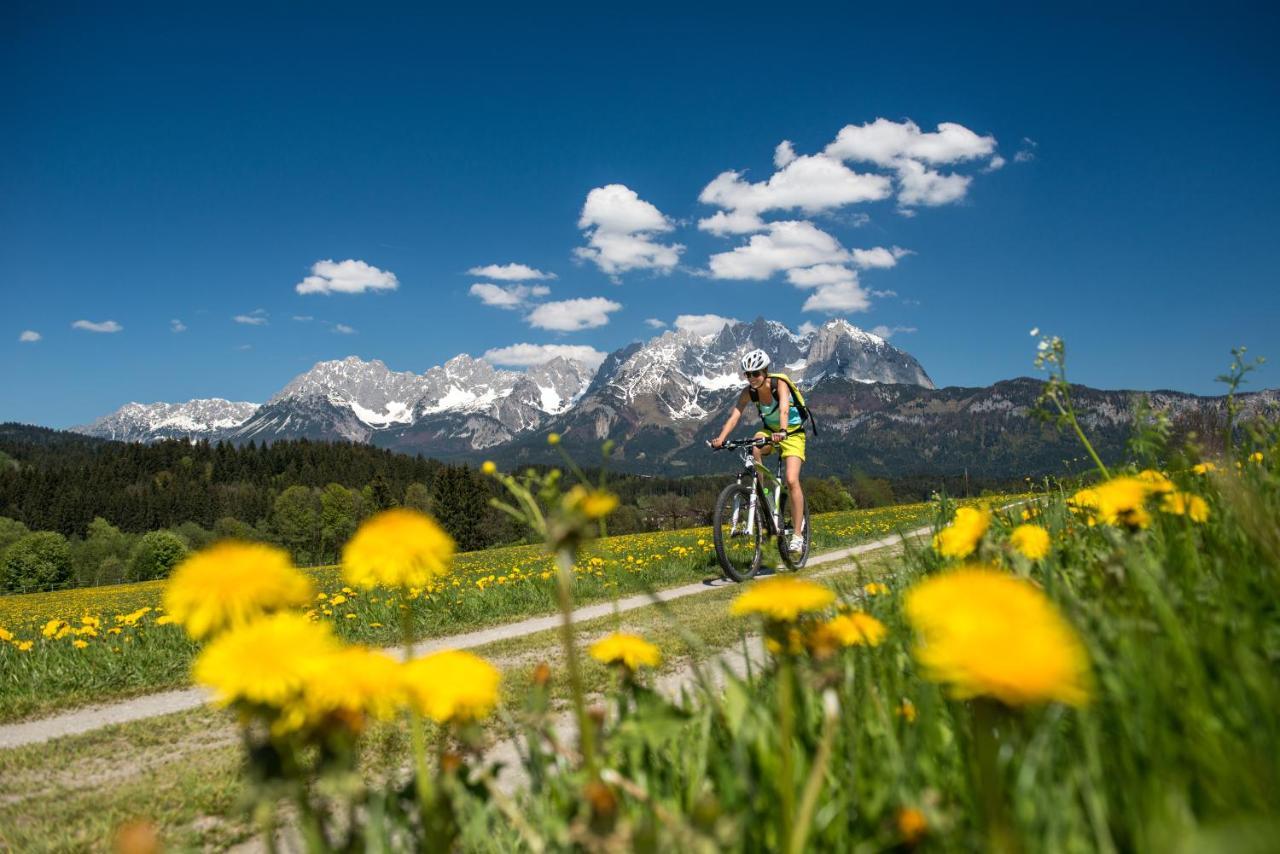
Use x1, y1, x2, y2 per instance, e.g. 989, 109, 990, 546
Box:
713, 482, 762, 582
778, 490, 811, 570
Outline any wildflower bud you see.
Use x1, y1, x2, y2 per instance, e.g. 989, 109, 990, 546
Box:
532, 660, 551, 686
547, 432, 561, 446
897, 807, 928, 845
441, 751, 464, 775
481, 460, 497, 475
113, 819, 161, 854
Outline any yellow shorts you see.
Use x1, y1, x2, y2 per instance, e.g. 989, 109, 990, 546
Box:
754, 430, 806, 462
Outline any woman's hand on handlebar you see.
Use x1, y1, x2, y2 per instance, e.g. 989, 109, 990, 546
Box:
710, 437, 725, 449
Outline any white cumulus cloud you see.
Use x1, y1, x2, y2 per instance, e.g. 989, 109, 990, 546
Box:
894, 159, 972, 206
72, 320, 122, 333
466, 263, 556, 281
643, 318, 668, 329
797, 321, 818, 336
526, 297, 622, 332
708, 221, 850, 281
170, 319, 187, 333
234, 309, 269, 326
850, 246, 910, 269
333, 323, 357, 335
773, 140, 797, 168
574, 184, 684, 277
786, 264, 858, 289
296, 259, 399, 295
698, 155, 891, 233
482, 343, 607, 369
801, 282, 872, 314
19, 330, 41, 342
826, 118, 996, 166
469, 282, 551, 310
674, 314, 740, 338
869, 324, 917, 339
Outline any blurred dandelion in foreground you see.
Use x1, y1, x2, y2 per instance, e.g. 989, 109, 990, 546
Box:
164, 542, 314, 640
730, 576, 835, 623
1070, 477, 1154, 530
1008, 524, 1051, 560
589, 632, 661, 672
402, 649, 500, 724
809, 612, 886, 656
194, 613, 340, 724
342, 508, 455, 590
905, 566, 1092, 707
1160, 491, 1210, 522
932, 507, 990, 558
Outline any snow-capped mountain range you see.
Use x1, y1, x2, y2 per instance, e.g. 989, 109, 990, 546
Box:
72, 399, 261, 443
72, 318, 932, 450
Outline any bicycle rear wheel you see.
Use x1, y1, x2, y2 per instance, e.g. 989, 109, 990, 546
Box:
713, 482, 762, 582
778, 490, 811, 570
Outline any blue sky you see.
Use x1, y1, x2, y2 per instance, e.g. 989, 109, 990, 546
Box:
3, 2, 1278, 427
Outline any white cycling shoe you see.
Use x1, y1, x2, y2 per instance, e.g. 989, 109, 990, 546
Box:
788, 534, 806, 555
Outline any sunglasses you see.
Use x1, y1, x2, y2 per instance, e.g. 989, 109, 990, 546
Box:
745, 370, 766, 378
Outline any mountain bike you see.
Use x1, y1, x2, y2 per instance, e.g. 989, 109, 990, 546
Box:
708, 436, 810, 582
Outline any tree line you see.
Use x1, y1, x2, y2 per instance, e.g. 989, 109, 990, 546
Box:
0, 424, 1023, 592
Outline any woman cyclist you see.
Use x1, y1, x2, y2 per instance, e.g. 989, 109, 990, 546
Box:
710, 348, 807, 554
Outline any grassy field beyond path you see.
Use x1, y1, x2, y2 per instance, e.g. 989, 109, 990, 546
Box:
0, 501, 960, 722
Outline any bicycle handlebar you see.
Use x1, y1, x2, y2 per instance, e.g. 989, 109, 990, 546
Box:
707, 436, 770, 451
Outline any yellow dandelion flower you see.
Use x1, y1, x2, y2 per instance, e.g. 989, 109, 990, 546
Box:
730, 576, 835, 623
1009, 524, 1051, 560
329, 594, 347, 606
1249, 451, 1264, 463
155, 615, 177, 626
342, 508, 455, 590
1192, 461, 1217, 475
905, 566, 1091, 707
1070, 478, 1153, 529
547, 432, 561, 446
563, 485, 619, 520
295, 646, 405, 729
16, 641, 33, 652
164, 542, 313, 640
896, 698, 917, 722
1160, 491, 1210, 523
1136, 469, 1174, 494
73, 639, 89, 649
481, 460, 497, 475
193, 613, 340, 712
932, 507, 990, 558
0, 627, 13, 642
402, 649, 500, 724
809, 611, 886, 655
863, 582, 889, 596
589, 632, 661, 671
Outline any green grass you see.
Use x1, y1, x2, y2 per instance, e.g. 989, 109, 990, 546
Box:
0, 501, 958, 723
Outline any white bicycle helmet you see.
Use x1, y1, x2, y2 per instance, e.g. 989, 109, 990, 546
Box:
740, 349, 770, 372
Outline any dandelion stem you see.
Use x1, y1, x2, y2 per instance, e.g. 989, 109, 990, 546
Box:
777, 649, 796, 849
789, 692, 838, 854
556, 548, 597, 774
972, 699, 1019, 854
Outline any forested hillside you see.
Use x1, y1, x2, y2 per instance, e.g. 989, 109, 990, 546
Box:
0, 423, 1022, 592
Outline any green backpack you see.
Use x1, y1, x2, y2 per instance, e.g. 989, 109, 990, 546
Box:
748, 373, 819, 435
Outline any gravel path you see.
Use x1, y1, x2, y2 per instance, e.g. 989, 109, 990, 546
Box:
0, 525, 927, 751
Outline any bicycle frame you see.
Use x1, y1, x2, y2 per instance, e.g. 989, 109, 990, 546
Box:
731, 447, 786, 538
